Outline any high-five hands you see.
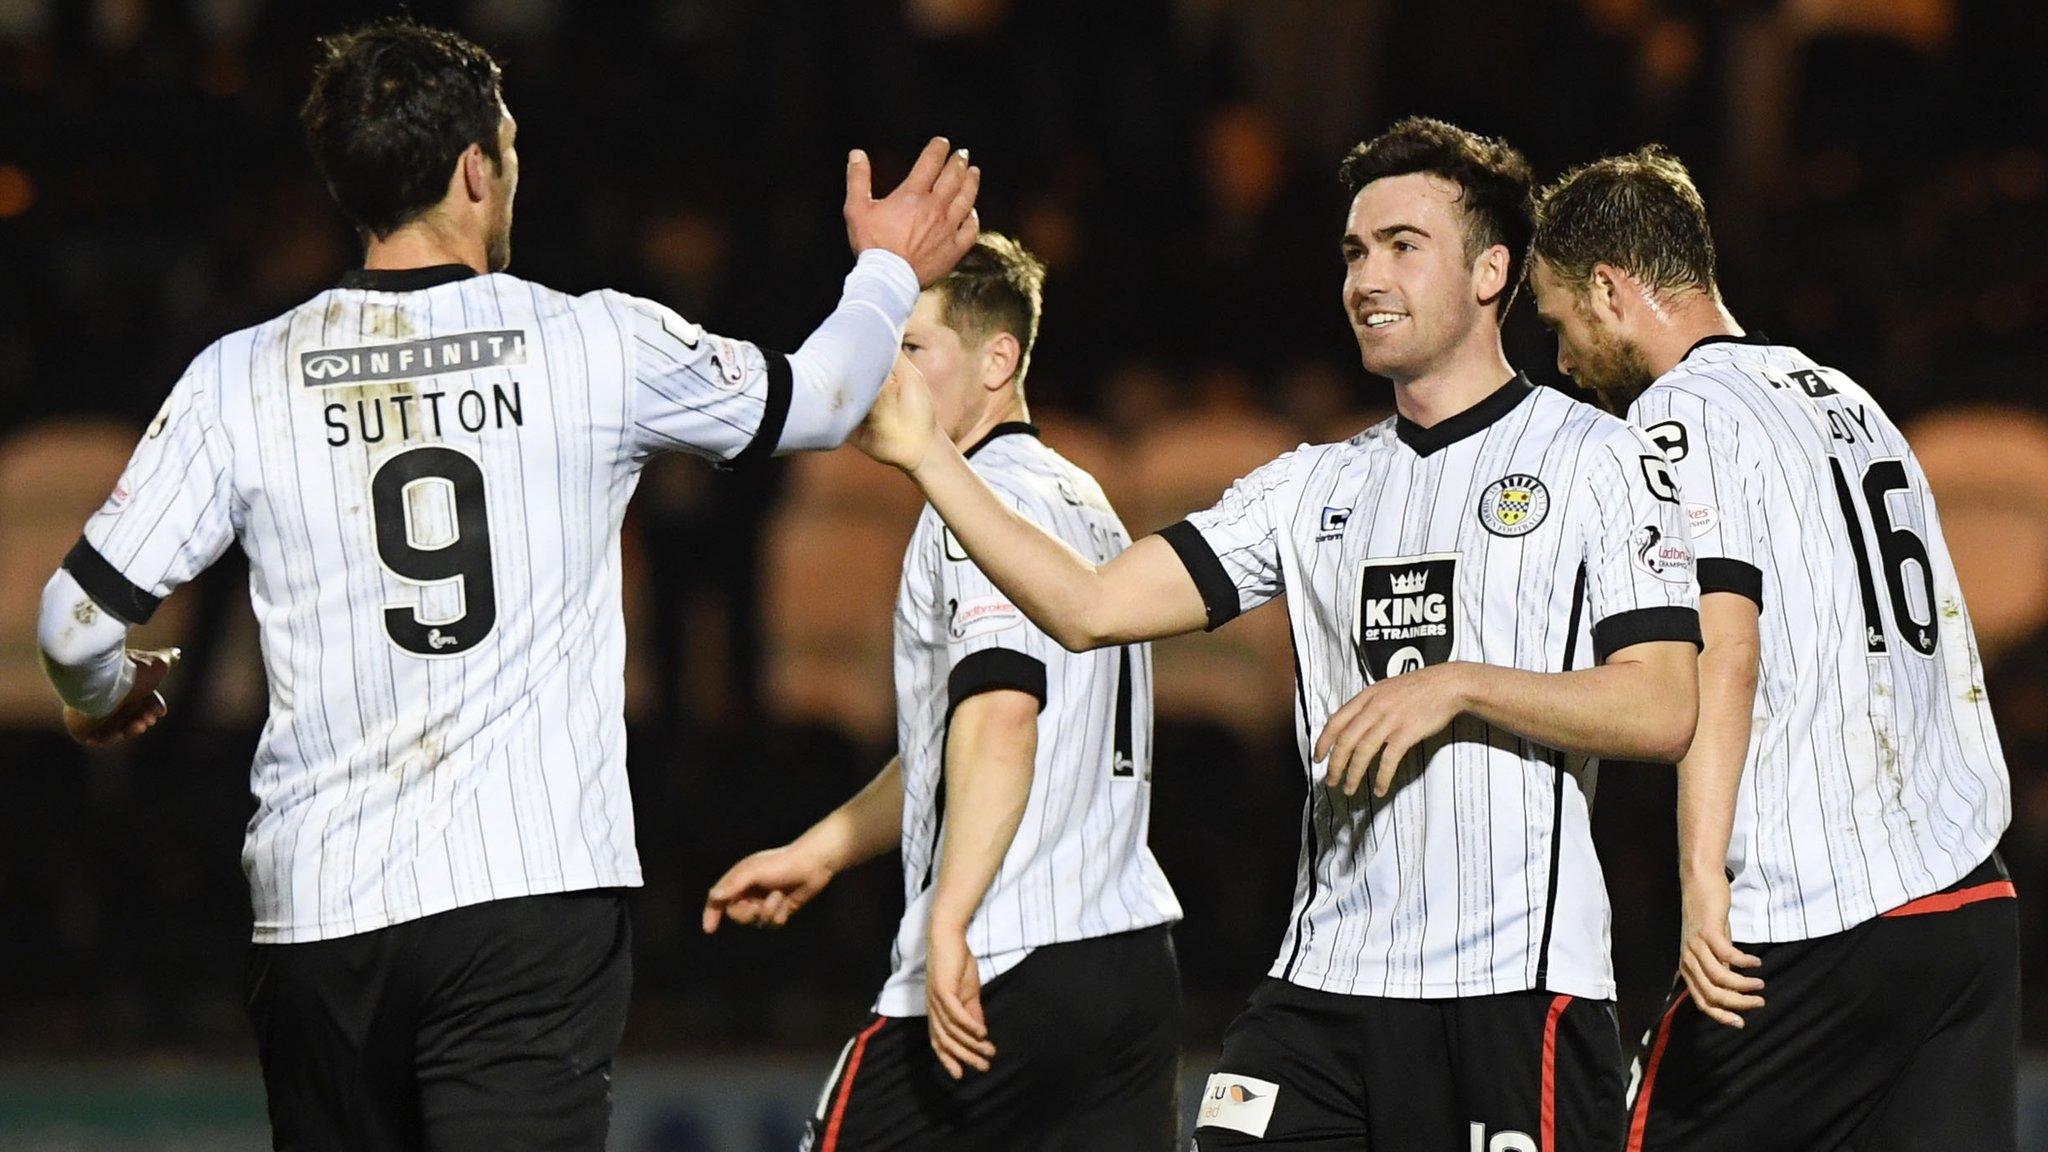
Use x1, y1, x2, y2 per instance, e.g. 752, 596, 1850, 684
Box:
844, 137, 981, 288
63, 648, 179, 747
1313, 662, 1472, 798
850, 352, 940, 474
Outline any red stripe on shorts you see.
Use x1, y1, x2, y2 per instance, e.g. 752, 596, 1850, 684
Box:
821, 1017, 888, 1152
1541, 993, 1572, 1152
1625, 994, 1687, 1152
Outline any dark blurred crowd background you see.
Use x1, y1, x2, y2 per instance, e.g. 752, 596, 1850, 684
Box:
1, 0, 2044, 1068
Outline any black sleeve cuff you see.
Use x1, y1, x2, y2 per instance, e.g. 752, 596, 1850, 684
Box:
1696, 558, 1763, 607
63, 537, 160, 626
1593, 605, 1702, 663
1157, 520, 1240, 631
721, 348, 793, 472
946, 649, 1047, 719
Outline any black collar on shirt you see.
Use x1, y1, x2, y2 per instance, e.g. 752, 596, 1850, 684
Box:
1394, 374, 1534, 457
1680, 332, 1772, 363
964, 421, 1040, 459
337, 264, 480, 292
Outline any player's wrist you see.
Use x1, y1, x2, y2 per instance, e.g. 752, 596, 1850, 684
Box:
793, 821, 854, 876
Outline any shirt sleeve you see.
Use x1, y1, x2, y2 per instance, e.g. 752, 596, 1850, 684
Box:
1575, 422, 1703, 663
615, 292, 792, 466
617, 249, 918, 467
935, 487, 1062, 717
69, 344, 238, 625
1155, 449, 1298, 631
1630, 381, 1767, 606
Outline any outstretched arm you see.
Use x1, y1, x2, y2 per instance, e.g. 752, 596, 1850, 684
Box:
700, 757, 904, 933
777, 141, 982, 454
852, 360, 1210, 650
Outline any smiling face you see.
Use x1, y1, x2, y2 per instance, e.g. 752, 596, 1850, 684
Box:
1340, 172, 1507, 384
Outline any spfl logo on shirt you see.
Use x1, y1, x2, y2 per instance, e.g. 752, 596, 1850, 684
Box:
1354, 553, 1459, 682
1476, 474, 1549, 537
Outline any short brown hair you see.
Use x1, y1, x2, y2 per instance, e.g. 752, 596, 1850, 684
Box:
933, 232, 1047, 388
1339, 117, 1535, 320
1532, 146, 1718, 296
302, 17, 505, 238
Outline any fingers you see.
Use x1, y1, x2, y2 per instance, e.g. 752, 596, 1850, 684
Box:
899, 136, 952, 195
1324, 714, 1386, 796
1314, 692, 1370, 762
1681, 967, 1744, 1029
946, 165, 981, 230
930, 1024, 964, 1080
1373, 735, 1417, 799
1679, 941, 1766, 1027
929, 148, 971, 206
928, 989, 994, 1077
844, 148, 872, 209
1709, 934, 1765, 974
80, 691, 169, 746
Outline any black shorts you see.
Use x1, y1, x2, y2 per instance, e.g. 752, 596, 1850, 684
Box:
1192, 979, 1623, 1151
1625, 854, 2018, 1152
802, 924, 1182, 1152
244, 889, 633, 1152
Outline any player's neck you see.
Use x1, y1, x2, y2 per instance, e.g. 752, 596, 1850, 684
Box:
951, 397, 1031, 454
1643, 293, 1744, 377
1388, 334, 1516, 429
362, 218, 490, 276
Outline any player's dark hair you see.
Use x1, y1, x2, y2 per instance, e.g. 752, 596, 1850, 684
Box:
1339, 117, 1534, 321
1532, 146, 1718, 297
934, 232, 1047, 390
301, 17, 505, 239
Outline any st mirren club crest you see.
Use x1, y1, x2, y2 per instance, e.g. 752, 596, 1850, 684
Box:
1354, 553, 1459, 682
1477, 474, 1549, 538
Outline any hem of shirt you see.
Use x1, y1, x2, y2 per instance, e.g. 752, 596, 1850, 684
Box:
1267, 964, 1615, 1002
248, 868, 646, 944
871, 911, 1183, 1016
1728, 833, 2005, 944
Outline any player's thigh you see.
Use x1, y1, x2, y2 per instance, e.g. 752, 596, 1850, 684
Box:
1044, 930, 1185, 1152
1446, 992, 1622, 1152
411, 891, 634, 1152
244, 934, 423, 1152
1854, 898, 2020, 1152
1625, 937, 1895, 1152
1191, 980, 1368, 1151
802, 1016, 985, 1152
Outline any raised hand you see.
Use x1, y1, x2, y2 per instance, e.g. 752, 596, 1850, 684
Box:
850, 352, 941, 473
844, 137, 981, 287
925, 926, 995, 1079
64, 648, 178, 747
701, 842, 837, 934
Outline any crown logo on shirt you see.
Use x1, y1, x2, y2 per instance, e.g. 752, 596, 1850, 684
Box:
1389, 569, 1430, 595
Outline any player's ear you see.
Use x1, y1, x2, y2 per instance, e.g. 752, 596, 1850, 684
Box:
981, 332, 1021, 393
1472, 243, 1511, 308
459, 143, 492, 204
1588, 263, 1628, 325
